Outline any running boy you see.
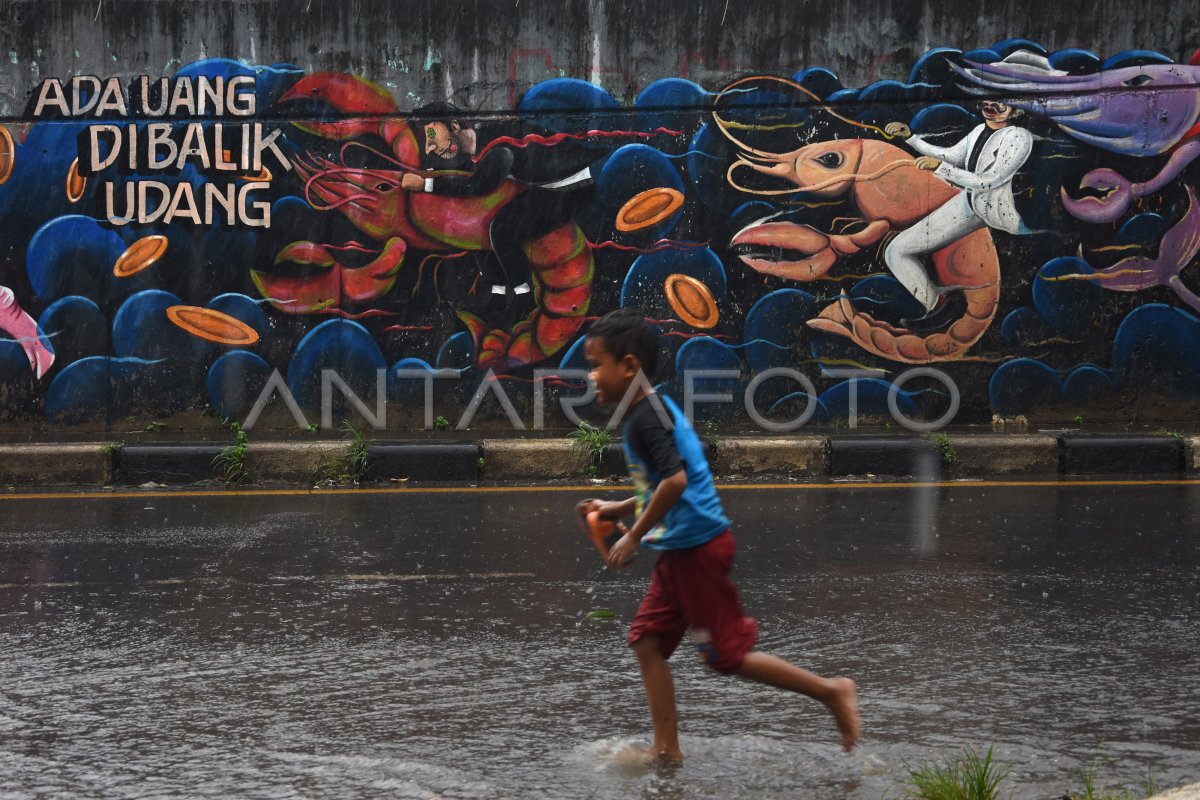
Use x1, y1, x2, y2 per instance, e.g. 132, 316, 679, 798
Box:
578, 307, 860, 762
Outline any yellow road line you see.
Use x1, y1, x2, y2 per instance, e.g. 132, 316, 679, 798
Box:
0, 478, 1199, 502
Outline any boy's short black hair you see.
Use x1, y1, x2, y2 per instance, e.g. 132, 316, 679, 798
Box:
586, 307, 658, 380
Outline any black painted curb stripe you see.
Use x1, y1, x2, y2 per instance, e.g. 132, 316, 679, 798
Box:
828, 438, 945, 477
367, 443, 481, 481
1058, 435, 1184, 475
115, 445, 225, 483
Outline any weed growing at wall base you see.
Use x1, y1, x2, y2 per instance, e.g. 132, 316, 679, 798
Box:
311, 420, 374, 483
926, 432, 957, 465
568, 421, 612, 477
343, 421, 372, 481
212, 422, 251, 485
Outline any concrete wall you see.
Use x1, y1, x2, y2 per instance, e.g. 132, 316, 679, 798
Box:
0, 0, 1197, 433
2, 1, 1196, 105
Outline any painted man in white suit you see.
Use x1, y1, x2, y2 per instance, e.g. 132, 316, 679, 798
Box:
883, 101, 1033, 332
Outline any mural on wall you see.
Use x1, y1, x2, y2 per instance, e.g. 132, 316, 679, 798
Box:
1, 38, 1199, 429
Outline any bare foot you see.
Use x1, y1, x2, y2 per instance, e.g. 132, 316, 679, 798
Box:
634, 744, 684, 765
610, 742, 684, 768
828, 677, 860, 752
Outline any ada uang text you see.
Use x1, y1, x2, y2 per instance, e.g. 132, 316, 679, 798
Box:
32, 74, 292, 228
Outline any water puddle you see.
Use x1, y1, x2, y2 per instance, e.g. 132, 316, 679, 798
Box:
0, 485, 1197, 797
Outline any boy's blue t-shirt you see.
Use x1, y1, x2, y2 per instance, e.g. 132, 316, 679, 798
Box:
621, 393, 731, 551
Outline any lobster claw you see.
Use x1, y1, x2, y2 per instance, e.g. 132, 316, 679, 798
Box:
457, 311, 513, 370
278, 72, 399, 141
252, 236, 409, 314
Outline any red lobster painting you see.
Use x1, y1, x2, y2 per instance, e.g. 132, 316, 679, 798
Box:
266, 73, 593, 371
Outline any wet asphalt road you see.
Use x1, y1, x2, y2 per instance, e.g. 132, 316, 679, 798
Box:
0, 481, 1198, 799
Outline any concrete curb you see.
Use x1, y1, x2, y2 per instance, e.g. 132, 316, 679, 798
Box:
0, 443, 113, 486
246, 442, 347, 484
481, 439, 579, 479
712, 436, 826, 478
480, 440, 625, 480
947, 435, 1059, 478
0, 433, 1195, 487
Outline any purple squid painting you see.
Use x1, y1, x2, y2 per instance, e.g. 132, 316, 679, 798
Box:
1048, 184, 1200, 313
951, 49, 1200, 157
1058, 140, 1200, 224
954, 50, 1200, 226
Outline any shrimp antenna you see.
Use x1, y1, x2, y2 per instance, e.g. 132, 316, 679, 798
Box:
712, 74, 889, 155
338, 139, 423, 174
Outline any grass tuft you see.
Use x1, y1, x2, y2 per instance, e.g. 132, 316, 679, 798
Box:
901, 745, 1009, 800
343, 420, 372, 481
312, 420, 374, 483
1071, 747, 1159, 800
212, 422, 252, 485
568, 421, 612, 477
925, 432, 957, 465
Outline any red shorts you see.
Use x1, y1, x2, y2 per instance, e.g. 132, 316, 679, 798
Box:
627, 530, 758, 674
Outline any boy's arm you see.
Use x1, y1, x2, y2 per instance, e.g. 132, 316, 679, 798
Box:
597, 496, 638, 519
577, 496, 637, 520
606, 470, 688, 568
